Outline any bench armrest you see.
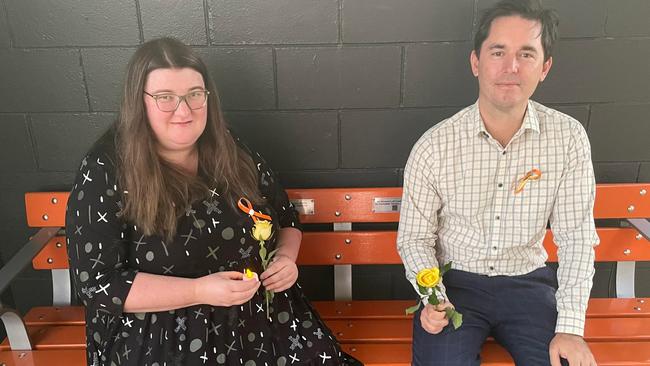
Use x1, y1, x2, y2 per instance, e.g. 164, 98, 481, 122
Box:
627, 218, 650, 241
0, 227, 59, 296
0, 307, 33, 350
0, 227, 58, 351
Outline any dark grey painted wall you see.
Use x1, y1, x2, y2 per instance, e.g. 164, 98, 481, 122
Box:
1, 0, 649, 317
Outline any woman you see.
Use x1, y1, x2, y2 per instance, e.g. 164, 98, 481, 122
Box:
66, 37, 360, 365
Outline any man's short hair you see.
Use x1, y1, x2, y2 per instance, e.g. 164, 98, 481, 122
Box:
474, 0, 559, 61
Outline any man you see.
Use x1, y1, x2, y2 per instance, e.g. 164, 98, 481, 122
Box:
397, 0, 599, 365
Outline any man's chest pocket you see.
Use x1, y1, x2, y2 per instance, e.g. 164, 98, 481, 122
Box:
509, 168, 559, 224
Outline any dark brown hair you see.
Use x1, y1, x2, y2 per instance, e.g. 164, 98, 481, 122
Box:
474, 0, 559, 61
114, 37, 261, 240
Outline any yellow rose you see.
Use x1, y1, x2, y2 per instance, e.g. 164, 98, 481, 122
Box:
251, 220, 273, 241
416, 268, 440, 288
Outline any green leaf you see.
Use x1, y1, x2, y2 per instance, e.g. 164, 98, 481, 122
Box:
405, 302, 422, 315
440, 262, 452, 276
427, 295, 440, 306
445, 309, 463, 330
259, 246, 267, 261
268, 248, 280, 260
417, 284, 429, 294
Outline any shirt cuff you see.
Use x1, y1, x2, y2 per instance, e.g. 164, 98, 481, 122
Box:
555, 309, 586, 336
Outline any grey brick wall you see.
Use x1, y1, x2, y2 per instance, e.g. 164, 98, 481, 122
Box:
0, 0, 648, 314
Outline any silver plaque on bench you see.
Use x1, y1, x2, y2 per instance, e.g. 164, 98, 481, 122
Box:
372, 197, 401, 213
290, 199, 315, 215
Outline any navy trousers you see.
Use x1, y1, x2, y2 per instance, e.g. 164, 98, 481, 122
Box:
412, 266, 569, 366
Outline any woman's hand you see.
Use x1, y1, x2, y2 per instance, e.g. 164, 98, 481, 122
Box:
260, 255, 298, 293
193, 271, 260, 307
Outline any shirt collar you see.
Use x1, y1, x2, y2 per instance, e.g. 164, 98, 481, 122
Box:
469, 100, 541, 137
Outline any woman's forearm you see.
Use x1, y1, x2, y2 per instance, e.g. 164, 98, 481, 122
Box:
122, 272, 199, 313
275, 227, 302, 262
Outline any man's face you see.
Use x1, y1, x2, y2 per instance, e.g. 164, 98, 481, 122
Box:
470, 15, 552, 112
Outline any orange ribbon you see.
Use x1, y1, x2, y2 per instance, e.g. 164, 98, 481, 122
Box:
514, 168, 542, 194
237, 197, 272, 223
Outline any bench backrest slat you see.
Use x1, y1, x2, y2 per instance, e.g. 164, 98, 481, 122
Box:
32, 227, 650, 270
25, 185, 650, 228
25, 184, 650, 270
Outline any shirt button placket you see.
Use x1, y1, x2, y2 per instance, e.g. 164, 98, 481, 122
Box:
490, 149, 509, 274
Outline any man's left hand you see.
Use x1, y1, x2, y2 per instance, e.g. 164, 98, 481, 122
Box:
549, 333, 596, 366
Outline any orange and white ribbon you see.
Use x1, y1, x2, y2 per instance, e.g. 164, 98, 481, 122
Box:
237, 197, 272, 223
514, 169, 542, 194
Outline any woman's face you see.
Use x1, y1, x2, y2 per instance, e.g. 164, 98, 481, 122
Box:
143, 67, 208, 155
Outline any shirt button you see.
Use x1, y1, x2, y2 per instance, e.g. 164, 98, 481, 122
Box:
489, 266, 495, 271
495, 215, 500, 220
497, 183, 503, 188
502, 151, 506, 155
492, 246, 497, 251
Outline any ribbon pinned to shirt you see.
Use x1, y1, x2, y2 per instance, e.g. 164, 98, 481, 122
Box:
237, 197, 272, 223
515, 168, 542, 194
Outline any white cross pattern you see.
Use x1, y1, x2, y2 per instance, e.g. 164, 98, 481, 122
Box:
82, 170, 93, 185
97, 212, 108, 223
122, 344, 131, 360
175, 316, 187, 333
122, 317, 133, 328
96, 283, 110, 296
202, 199, 222, 215
289, 353, 300, 364
206, 246, 220, 261
239, 246, 253, 259
209, 322, 222, 336
288, 335, 303, 350
319, 352, 332, 364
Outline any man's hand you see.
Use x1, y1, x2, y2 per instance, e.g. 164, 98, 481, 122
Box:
549, 333, 596, 366
419, 302, 454, 334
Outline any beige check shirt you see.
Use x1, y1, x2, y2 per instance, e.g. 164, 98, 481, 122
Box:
397, 100, 599, 336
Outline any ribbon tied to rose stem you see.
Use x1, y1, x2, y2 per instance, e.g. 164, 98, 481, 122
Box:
238, 197, 272, 222
238, 197, 276, 320
514, 168, 542, 194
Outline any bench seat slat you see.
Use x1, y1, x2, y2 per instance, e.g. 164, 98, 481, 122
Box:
312, 298, 650, 320
23, 306, 85, 326
327, 317, 650, 344
0, 325, 85, 351
7, 316, 650, 351
21, 298, 649, 328
0, 349, 86, 366
3, 341, 649, 366
340, 341, 650, 366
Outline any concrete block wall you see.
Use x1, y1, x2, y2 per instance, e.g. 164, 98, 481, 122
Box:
0, 0, 649, 314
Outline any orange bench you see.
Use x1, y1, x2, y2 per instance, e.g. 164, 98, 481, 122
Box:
1, 185, 650, 365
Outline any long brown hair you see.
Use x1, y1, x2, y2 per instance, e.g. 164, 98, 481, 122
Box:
115, 37, 261, 240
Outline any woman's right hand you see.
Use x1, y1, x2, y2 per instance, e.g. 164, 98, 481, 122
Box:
193, 271, 260, 307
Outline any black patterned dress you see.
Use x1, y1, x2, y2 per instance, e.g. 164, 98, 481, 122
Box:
66, 140, 360, 366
